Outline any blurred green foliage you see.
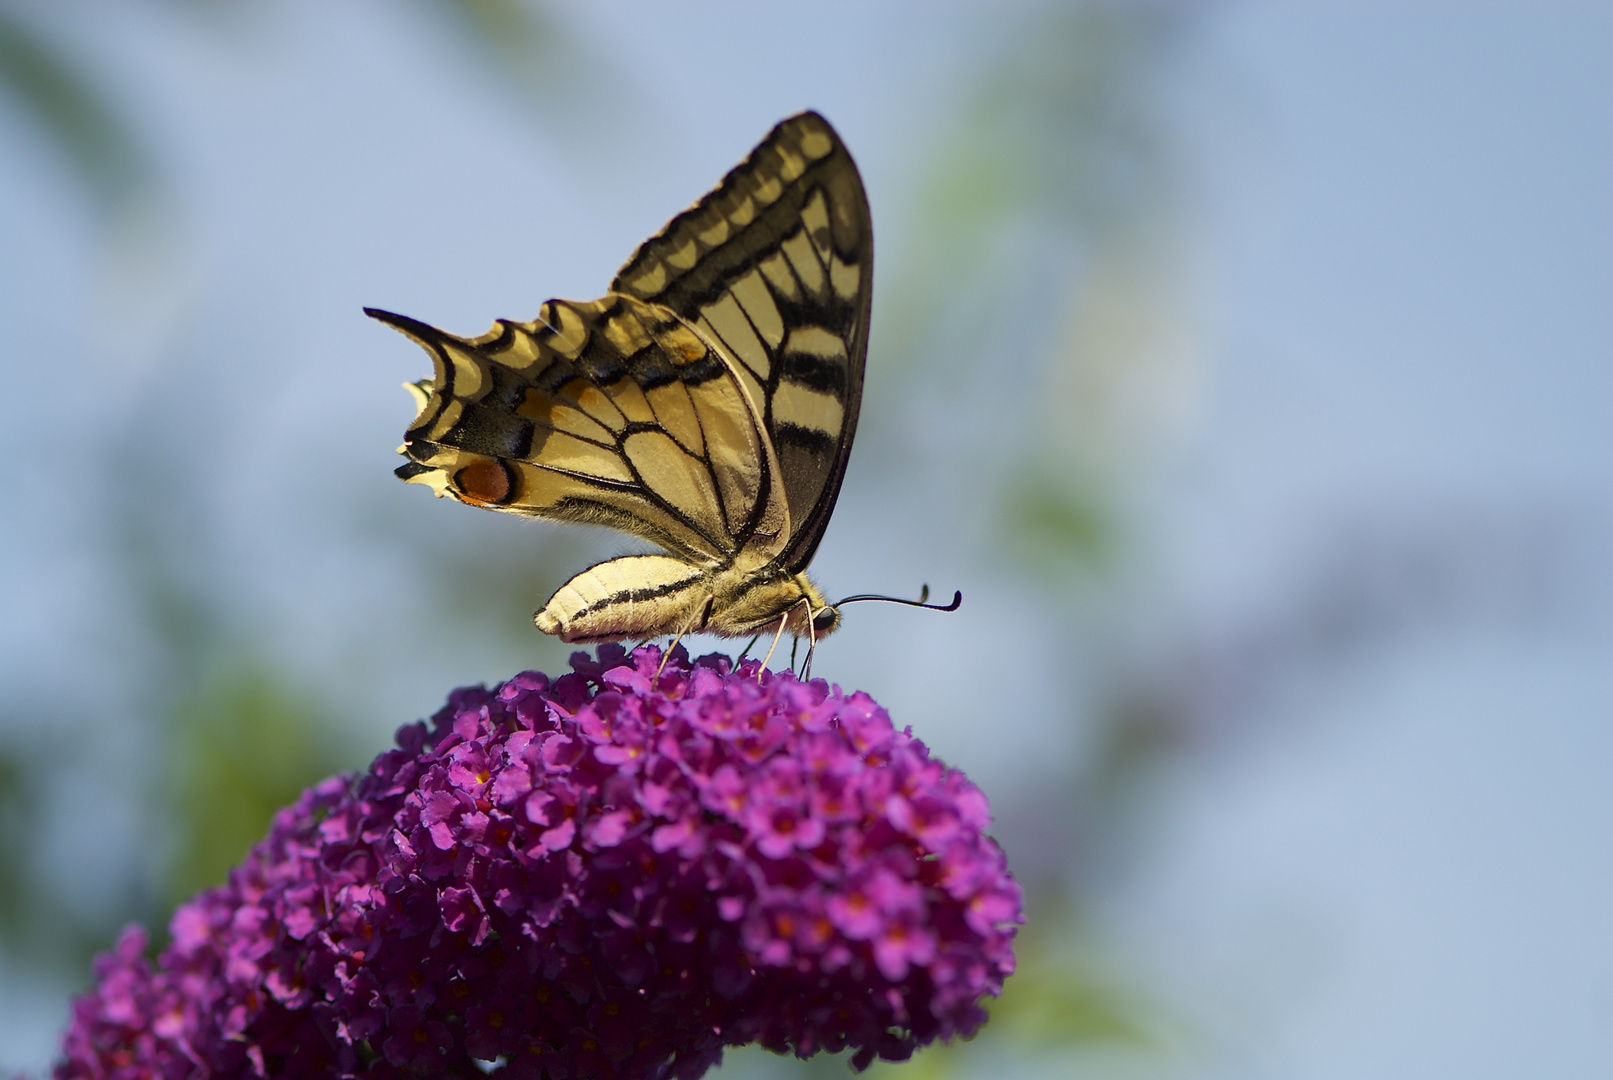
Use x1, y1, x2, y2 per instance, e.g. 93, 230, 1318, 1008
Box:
164, 664, 347, 908
427, 0, 571, 95
0, 6, 149, 216
1004, 470, 1114, 572
864, 903, 1152, 1079
0, 742, 77, 966
885, 4, 1199, 590
0, 0, 600, 985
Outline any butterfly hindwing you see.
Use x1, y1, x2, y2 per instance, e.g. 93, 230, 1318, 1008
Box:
612, 111, 872, 571
371, 293, 787, 566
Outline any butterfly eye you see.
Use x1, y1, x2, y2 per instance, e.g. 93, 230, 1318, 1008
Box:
812, 607, 840, 634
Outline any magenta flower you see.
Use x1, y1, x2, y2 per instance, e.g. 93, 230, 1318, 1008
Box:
56, 646, 1022, 1079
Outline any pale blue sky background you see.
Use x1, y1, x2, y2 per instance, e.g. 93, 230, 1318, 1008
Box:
1, 3, 1609, 1077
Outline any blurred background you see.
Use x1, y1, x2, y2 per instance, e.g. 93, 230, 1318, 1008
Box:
1, 1, 1609, 1076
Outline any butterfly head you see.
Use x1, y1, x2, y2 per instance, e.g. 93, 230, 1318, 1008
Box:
784, 574, 840, 640
810, 601, 842, 637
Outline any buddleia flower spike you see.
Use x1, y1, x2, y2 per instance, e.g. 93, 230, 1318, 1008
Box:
56, 647, 1022, 1079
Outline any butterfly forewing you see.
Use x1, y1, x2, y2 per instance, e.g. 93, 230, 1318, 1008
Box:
612, 111, 872, 572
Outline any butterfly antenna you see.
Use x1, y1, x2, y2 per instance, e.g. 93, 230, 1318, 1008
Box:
832, 585, 963, 612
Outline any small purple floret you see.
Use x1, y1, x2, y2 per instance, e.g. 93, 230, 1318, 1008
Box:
56, 647, 1022, 1079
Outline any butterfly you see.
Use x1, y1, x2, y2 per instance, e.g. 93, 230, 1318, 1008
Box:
369, 112, 879, 649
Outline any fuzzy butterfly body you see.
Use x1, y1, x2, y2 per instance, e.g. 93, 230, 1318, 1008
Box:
370, 112, 871, 644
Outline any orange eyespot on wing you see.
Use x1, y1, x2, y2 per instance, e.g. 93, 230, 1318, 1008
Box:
454, 459, 514, 505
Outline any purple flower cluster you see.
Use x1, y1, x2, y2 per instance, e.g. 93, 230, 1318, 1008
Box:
57, 647, 1021, 1080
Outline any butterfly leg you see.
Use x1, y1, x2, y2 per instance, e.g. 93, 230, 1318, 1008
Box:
782, 597, 816, 680
658, 595, 715, 677
800, 600, 823, 681
757, 613, 792, 680
655, 634, 681, 678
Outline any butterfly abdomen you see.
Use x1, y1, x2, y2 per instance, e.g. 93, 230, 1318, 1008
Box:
534, 556, 835, 645
534, 555, 708, 642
